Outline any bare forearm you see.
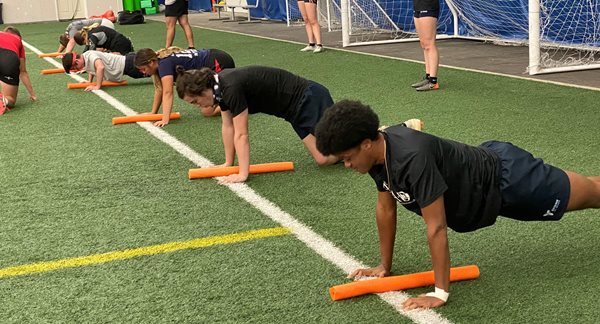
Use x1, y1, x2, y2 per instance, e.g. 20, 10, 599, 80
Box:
375, 196, 397, 272
428, 226, 450, 291
234, 134, 250, 177
19, 72, 35, 97
151, 90, 162, 114
222, 125, 235, 166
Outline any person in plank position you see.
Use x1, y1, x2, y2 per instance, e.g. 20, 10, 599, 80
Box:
315, 99, 600, 309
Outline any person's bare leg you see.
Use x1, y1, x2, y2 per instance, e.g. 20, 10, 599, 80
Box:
165, 17, 177, 48
1, 81, 18, 108
305, 3, 321, 45
414, 17, 438, 77
297, 2, 314, 44
565, 171, 600, 211
302, 134, 339, 166
177, 15, 195, 48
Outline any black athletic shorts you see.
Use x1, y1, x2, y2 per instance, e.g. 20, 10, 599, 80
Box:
480, 140, 570, 222
165, 0, 189, 17
291, 80, 334, 139
207, 49, 235, 72
301, 0, 318, 4
413, 0, 440, 18
111, 36, 134, 55
0, 48, 20, 86
124, 52, 145, 79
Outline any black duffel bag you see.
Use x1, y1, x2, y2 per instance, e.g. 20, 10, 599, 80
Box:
118, 10, 145, 25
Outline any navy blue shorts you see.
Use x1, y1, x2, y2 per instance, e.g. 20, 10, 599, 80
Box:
291, 80, 333, 139
480, 141, 570, 221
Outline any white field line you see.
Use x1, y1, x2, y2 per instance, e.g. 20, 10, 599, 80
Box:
24, 41, 452, 324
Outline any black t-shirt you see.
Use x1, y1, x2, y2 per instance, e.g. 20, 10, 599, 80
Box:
217, 66, 309, 120
368, 125, 502, 232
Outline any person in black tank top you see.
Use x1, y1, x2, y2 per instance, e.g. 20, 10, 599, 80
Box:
315, 100, 600, 310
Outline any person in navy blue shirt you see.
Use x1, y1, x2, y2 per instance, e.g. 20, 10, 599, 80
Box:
134, 47, 235, 126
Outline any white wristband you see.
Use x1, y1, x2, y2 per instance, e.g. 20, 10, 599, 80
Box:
425, 287, 449, 302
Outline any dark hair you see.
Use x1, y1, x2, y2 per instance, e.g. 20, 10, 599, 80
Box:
61, 53, 78, 73
4, 26, 21, 38
73, 31, 85, 45
315, 100, 380, 156
134, 48, 157, 67
175, 67, 216, 99
59, 34, 69, 47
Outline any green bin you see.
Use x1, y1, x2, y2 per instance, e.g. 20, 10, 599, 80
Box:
123, 0, 135, 11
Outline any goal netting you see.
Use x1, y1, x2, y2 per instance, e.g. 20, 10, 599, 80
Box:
332, 0, 600, 74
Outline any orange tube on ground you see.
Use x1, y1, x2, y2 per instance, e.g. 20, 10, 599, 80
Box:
112, 112, 181, 125
38, 52, 63, 58
41, 68, 66, 74
188, 162, 295, 179
67, 81, 128, 89
329, 265, 480, 301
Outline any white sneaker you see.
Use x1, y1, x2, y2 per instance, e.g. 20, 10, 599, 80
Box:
300, 45, 315, 52
313, 45, 324, 53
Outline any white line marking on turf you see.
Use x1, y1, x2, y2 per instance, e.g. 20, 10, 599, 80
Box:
24, 41, 452, 324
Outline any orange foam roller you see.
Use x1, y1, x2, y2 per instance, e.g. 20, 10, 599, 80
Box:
112, 112, 181, 125
329, 265, 480, 301
67, 80, 128, 89
40, 68, 65, 74
38, 52, 63, 58
188, 162, 295, 180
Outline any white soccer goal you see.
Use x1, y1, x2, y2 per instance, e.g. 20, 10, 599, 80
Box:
334, 0, 600, 75
285, 0, 342, 32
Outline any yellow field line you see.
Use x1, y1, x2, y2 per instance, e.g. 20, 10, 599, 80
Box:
0, 227, 290, 279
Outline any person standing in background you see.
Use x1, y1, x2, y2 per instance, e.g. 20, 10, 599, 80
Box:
165, 0, 195, 49
411, 0, 440, 91
297, 0, 323, 53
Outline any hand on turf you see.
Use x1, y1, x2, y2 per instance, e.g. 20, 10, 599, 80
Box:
218, 173, 248, 184
85, 85, 101, 91
29, 94, 38, 102
347, 264, 389, 279
402, 295, 446, 310
154, 118, 169, 127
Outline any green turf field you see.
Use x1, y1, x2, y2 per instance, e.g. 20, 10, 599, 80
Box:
1, 19, 599, 323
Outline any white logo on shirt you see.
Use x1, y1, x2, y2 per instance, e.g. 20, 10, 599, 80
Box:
383, 182, 415, 204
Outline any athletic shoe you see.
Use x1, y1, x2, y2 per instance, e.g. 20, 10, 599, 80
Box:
402, 118, 424, 131
411, 78, 430, 88
300, 45, 316, 52
0, 94, 7, 115
313, 45, 324, 53
415, 81, 440, 91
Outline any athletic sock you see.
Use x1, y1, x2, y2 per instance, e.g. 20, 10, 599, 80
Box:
316, 44, 322, 47
425, 73, 430, 80
429, 76, 438, 84
309, 43, 315, 47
